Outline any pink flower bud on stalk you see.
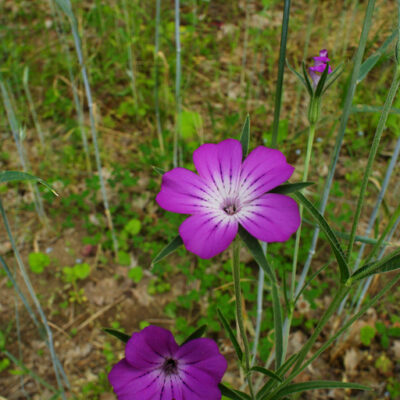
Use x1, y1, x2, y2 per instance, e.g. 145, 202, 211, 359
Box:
308, 49, 333, 89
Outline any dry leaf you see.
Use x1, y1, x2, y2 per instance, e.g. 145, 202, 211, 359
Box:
84, 278, 118, 306
344, 348, 362, 376
392, 340, 400, 360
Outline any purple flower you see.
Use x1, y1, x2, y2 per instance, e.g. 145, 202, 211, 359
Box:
309, 49, 333, 88
108, 325, 227, 400
156, 139, 300, 259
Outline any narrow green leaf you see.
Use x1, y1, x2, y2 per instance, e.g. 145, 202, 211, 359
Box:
315, 63, 330, 98
302, 61, 314, 95
357, 30, 396, 83
54, 0, 74, 19
217, 309, 243, 362
272, 380, 370, 399
293, 192, 350, 282
323, 62, 345, 94
351, 104, 400, 115
238, 226, 283, 368
270, 182, 313, 195
351, 249, 400, 281
0, 171, 58, 196
152, 235, 183, 265
257, 353, 300, 399
250, 366, 282, 382
103, 328, 131, 343
286, 59, 308, 92
240, 115, 250, 157
219, 384, 252, 400
153, 166, 165, 176
181, 325, 207, 346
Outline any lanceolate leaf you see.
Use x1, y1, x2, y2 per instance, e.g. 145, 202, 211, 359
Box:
293, 192, 350, 282
250, 366, 282, 382
257, 353, 301, 399
103, 328, 131, 343
152, 235, 183, 265
181, 325, 207, 346
270, 182, 313, 195
270, 380, 370, 399
217, 309, 243, 362
240, 115, 250, 157
0, 171, 58, 196
351, 249, 400, 281
302, 61, 314, 96
286, 59, 308, 92
357, 30, 396, 83
323, 62, 345, 94
153, 166, 165, 176
315, 63, 331, 98
219, 384, 252, 400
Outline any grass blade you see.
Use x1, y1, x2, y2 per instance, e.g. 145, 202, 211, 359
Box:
217, 308, 243, 363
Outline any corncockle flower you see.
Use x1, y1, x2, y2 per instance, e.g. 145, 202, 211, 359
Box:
108, 325, 227, 400
156, 139, 300, 259
309, 49, 333, 88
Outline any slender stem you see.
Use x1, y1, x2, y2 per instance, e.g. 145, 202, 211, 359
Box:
232, 238, 254, 398
251, 242, 266, 365
271, 0, 291, 148
284, 122, 316, 359
121, 0, 138, 106
50, 0, 91, 174
290, 123, 316, 297
240, 0, 250, 90
22, 68, 45, 146
346, 64, 400, 261
291, 0, 317, 133
154, 0, 165, 156
0, 80, 46, 221
294, 0, 376, 297
0, 199, 68, 397
174, 0, 181, 167
61, 1, 119, 254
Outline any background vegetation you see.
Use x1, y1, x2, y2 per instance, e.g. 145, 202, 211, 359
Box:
0, 0, 400, 398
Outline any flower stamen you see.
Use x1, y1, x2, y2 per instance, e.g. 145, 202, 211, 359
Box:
162, 358, 178, 375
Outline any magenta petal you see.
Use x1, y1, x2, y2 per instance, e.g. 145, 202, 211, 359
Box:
108, 359, 160, 400
125, 326, 179, 368
180, 370, 222, 400
239, 146, 294, 203
239, 193, 300, 242
156, 167, 213, 214
179, 213, 238, 259
193, 139, 242, 198
177, 338, 227, 383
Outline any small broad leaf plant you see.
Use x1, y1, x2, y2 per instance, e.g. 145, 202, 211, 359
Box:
104, 51, 399, 400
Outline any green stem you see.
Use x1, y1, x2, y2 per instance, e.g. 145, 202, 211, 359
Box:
284, 122, 316, 358
271, 0, 291, 148
346, 65, 400, 262
290, 122, 316, 296
232, 238, 255, 399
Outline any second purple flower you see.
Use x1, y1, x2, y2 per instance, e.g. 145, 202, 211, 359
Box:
309, 49, 333, 89
156, 139, 300, 259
